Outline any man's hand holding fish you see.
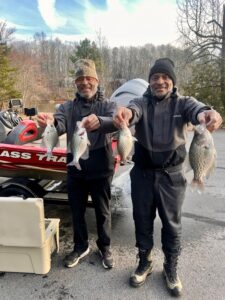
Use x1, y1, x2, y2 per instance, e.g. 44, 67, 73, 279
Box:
197, 110, 222, 132
37, 112, 54, 128
81, 114, 100, 131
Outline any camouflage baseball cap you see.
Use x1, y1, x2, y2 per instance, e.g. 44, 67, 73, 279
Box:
74, 59, 98, 82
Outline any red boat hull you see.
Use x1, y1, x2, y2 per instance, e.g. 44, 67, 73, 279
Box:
0, 140, 120, 180
0, 143, 67, 180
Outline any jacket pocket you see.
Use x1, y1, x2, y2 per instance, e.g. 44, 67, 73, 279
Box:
167, 170, 187, 187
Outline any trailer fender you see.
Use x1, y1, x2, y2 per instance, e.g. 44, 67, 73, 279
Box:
0, 178, 45, 199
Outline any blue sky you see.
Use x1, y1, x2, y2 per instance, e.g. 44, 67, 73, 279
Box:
0, 0, 179, 47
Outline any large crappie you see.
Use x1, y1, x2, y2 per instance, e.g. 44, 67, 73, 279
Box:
67, 121, 90, 170
41, 123, 59, 157
189, 125, 216, 192
117, 124, 136, 163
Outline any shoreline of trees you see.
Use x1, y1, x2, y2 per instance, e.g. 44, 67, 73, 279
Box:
1, 0, 225, 119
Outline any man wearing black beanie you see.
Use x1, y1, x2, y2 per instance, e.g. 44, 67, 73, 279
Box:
113, 58, 222, 297
148, 58, 176, 85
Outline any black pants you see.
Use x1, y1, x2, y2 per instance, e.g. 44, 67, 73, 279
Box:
130, 165, 187, 257
67, 174, 112, 252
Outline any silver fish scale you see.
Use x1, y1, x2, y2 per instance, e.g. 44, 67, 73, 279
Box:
189, 129, 216, 182
42, 124, 59, 153
117, 127, 133, 161
71, 128, 89, 163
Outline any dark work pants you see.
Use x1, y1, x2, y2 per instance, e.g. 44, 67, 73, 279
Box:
67, 174, 112, 252
130, 165, 187, 257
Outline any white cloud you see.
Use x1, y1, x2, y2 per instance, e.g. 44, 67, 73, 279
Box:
0, 18, 29, 31
37, 0, 67, 30
11, 0, 180, 47
85, 0, 179, 47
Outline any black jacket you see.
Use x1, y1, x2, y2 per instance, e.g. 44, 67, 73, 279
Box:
54, 91, 117, 179
128, 87, 211, 169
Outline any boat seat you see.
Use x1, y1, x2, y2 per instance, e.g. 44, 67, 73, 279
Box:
4, 120, 39, 145
0, 197, 60, 274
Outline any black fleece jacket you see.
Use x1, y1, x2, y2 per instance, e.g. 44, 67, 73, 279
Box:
54, 91, 117, 179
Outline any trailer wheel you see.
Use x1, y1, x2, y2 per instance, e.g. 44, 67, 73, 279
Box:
0, 186, 37, 199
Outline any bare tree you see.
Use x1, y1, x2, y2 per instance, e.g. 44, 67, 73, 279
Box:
0, 21, 15, 44
9, 49, 52, 106
95, 30, 111, 93
177, 0, 225, 106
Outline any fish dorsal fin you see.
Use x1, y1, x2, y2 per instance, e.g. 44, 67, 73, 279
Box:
56, 140, 60, 147
206, 150, 217, 178
183, 153, 192, 174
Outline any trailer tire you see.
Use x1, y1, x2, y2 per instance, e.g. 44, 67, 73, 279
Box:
0, 186, 37, 199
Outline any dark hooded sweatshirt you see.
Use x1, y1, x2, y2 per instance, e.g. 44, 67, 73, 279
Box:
128, 87, 211, 169
54, 90, 117, 179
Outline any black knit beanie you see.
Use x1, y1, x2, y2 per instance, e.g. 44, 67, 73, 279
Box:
148, 58, 176, 85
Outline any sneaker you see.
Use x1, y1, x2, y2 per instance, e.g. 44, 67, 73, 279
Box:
64, 247, 90, 268
99, 248, 114, 269
130, 249, 153, 287
163, 258, 182, 297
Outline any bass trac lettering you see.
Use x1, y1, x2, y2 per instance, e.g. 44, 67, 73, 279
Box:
0, 150, 66, 163
0, 150, 31, 159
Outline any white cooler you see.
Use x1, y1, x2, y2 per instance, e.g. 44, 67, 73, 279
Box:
0, 197, 60, 274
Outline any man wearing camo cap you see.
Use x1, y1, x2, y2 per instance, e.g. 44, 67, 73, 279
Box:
37, 59, 117, 270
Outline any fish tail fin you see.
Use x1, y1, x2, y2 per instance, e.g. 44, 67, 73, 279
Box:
74, 162, 82, 170
46, 149, 52, 157
67, 160, 82, 170
191, 179, 204, 194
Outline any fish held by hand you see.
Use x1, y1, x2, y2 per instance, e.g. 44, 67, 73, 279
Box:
189, 125, 216, 193
67, 121, 91, 170
117, 123, 136, 164
41, 122, 59, 157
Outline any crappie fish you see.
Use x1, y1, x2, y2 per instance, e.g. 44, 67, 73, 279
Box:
67, 121, 90, 170
42, 123, 59, 157
189, 124, 217, 193
117, 124, 136, 163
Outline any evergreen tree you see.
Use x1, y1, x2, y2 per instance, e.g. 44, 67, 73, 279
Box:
182, 62, 224, 116
70, 38, 102, 74
0, 43, 21, 109
0, 45, 21, 109
0, 21, 21, 109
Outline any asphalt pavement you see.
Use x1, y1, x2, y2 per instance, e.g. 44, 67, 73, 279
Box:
0, 130, 225, 300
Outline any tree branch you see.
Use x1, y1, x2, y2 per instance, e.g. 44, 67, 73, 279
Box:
207, 19, 223, 30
